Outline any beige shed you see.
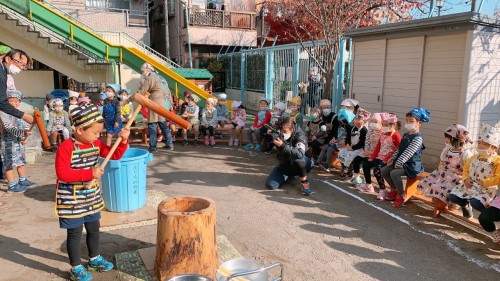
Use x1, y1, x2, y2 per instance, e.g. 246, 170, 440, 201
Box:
346, 12, 500, 167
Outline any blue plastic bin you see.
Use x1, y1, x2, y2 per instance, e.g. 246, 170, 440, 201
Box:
100, 148, 154, 212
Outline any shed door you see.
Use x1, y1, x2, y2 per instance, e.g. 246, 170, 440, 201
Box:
350, 40, 385, 113
382, 37, 424, 118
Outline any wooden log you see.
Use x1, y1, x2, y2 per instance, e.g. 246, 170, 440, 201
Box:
33, 109, 51, 149
155, 196, 219, 281
132, 92, 191, 130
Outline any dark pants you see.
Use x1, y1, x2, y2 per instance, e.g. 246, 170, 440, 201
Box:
200, 125, 214, 136
448, 194, 486, 212
309, 140, 323, 159
265, 157, 313, 190
362, 159, 386, 189
148, 121, 173, 149
67, 220, 100, 266
479, 206, 500, 232
352, 156, 366, 173
381, 165, 407, 195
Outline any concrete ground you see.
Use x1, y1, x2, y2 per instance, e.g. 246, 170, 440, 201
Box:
0, 144, 499, 281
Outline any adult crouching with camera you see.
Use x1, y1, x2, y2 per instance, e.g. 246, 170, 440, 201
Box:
265, 116, 313, 195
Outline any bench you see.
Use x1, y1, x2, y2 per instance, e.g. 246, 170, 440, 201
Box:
178, 126, 249, 146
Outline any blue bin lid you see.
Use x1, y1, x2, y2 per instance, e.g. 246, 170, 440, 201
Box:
106, 148, 149, 162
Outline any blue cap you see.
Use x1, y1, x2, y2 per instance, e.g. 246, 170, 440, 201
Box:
120, 88, 131, 95
106, 83, 121, 93
408, 108, 430, 123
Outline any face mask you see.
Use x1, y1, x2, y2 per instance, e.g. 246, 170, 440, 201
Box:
381, 126, 390, 133
259, 106, 267, 111
70, 100, 78, 105
322, 109, 331, 116
106, 92, 114, 98
405, 123, 416, 131
121, 95, 128, 100
311, 114, 318, 119
8, 64, 21, 75
54, 107, 62, 112
477, 149, 489, 156
369, 123, 379, 130
283, 133, 291, 141
290, 106, 298, 112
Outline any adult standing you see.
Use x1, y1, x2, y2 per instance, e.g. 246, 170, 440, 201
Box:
138, 62, 173, 152
0, 49, 33, 124
307, 66, 323, 110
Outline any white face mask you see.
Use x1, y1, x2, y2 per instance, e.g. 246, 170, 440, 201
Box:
381, 126, 390, 133
8, 64, 21, 75
106, 92, 114, 98
405, 123, 416, 131
259, 106, 267, 111
290, 106, 298, 112
322, 109, 331, 116
121, 95, 128, 100
70, 100, 78, 105
283, 133, 292, 141
54, 107, 62, 112
369, 123, 379, 130
477, 149, 489, 156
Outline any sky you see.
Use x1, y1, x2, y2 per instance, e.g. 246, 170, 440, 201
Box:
439, 0, 499, 15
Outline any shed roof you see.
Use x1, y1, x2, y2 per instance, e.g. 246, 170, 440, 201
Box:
346, 12, 499, 38
173, 68, 214, 79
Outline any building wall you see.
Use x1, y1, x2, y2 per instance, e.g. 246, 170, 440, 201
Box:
187, 27, 257, 46
47, 0, 150, 45
14, 71, 55, 98
226, 89, 263, 111
464, 28, 500, 139
119, 64, 142, 93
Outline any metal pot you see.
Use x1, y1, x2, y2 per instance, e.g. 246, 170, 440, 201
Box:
216, 259, 283, 281
165, 274, 214, 281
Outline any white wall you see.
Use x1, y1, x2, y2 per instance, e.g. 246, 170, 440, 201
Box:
119, 64, 141, 92
464, 28, 500, 140
14, 71, 54, 98
226, 89, 264, 111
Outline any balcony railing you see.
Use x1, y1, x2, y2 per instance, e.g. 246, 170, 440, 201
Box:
188, 8, 256, 30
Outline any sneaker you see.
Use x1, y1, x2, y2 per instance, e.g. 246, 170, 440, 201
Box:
376, 189, 387, 200
233, 139, 239, 146
359, 184, 374, 193
491, 229, 500, 243
349, 176, 364, 185
148, 147, 157, 153
204, 135, 209, 145
70, 265, 93, 281
301, 182, 312, 196
157, 135, 163, 142
461, 204, 473, 219
244, 143, 253, 150
393, 194, 406, 208
7, 183, 28, 193
88, 255, 114, 272
210, 136, 216, 146
228, 138, 234, 146
18, 178, 36, 187
254, 144, 261, 151
385, 190, 397, 201
182, 140, 189, 146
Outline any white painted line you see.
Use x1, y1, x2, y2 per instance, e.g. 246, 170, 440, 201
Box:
318, 179, 500, 273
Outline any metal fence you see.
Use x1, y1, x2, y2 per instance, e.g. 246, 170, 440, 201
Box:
218, 39, 351, 113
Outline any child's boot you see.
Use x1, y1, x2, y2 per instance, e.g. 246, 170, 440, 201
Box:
204, 135, 209, 145
385, 189, 397, 201
70, 265, 93, 281
88, 255, 114, 272
491, 229, 500, 243
461, 204, 473, 219
210, 136, 216, 146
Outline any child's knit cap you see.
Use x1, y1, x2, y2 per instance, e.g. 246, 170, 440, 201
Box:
70, 104, 104, 128
478, 123, 500, 147
6, 89, 22, 100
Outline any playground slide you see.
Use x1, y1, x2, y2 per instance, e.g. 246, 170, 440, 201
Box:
0, 0, 221, 107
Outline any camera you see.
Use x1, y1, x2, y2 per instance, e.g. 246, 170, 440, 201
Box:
264, 124, 283, 143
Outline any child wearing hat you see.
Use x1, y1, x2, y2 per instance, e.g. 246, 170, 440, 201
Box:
102, 84, 122, 146
244, 98, 271, 151
46, 98, 72, 151
381, 107, 430, 208
449, 124, 500, 219
119, 88, 133, 123
227, 101, 246, 146
97, 91, 106, 115
215, 93, 229, 127
67, 90, 80, 114
200, 98, 218, 146
43, 93, 55, 125
55, 104, 130, 281
181, 94, 200, 146
0, 89, 36, 192
264, 101, 289, 154
418, 124, 474, 217
339, 108, 369, 181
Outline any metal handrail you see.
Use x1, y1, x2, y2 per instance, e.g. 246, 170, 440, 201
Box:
42, 0, 180, 68
0, 4, 107, 64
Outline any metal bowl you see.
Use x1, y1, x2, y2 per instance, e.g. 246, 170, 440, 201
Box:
165, 274, 214, 281
216, 259, 269, 281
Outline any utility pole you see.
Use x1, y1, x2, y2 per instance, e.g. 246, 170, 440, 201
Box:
163, 0, 170, 58
471, 0, 477, 12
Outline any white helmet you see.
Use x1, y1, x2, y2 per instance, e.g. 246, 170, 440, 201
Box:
274, 102, 286, 111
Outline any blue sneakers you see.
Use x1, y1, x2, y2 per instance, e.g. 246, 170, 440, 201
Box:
244, 143, 253, 149
301, 181, 312, 196
18, 178, 36, 187
70, 265, 93, 281
88, 255, 114, 272
7, 183, 28, 193
254, 144, 261, 151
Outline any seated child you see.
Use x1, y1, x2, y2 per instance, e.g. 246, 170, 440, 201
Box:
181, 94, 200, 146
0, 89, 36, 192
215, 93, 229, 128
360, 113, 401, 199
340, 108, 369, 181
227, 101, 246, 146
43, 93, 55, 125
305, 107, 326, 160
46, 98, 72, 151
67, 90, 79, 114
55, 104, 130, 281
382, 107, 430, 208
264, 101, 289, 154
245, 98, 271, 152
119, 89, 133, 123
479, 196, 500, 244
418, 124, 473, 217
200, 98, 218, 146
448, 124, 500, 218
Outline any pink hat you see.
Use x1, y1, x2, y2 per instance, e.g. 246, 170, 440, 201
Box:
355, 108, 370, 121
380, 113, 398, 123
370, 113, 382, 122
444, 124, 471, 143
